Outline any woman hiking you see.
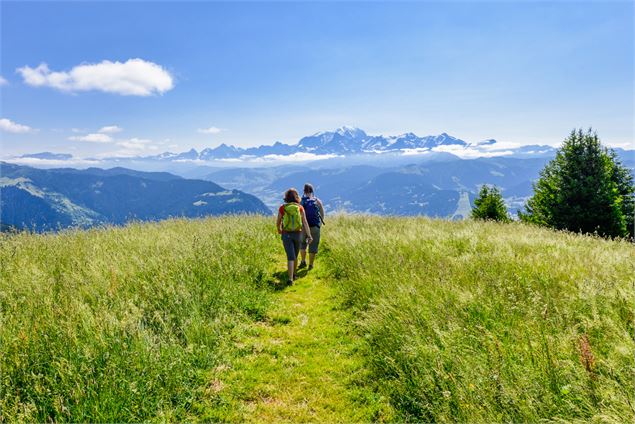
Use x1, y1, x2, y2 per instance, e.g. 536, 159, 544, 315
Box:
299, 183, 325, 271
276, 188, 313, 285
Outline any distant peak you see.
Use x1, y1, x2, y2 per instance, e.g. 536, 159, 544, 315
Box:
310, 126, 366, 138
337, 125, 359, 131
335, 126, 366, 137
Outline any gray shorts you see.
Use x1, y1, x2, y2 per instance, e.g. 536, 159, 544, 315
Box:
301, 226, 321, 254
281, 232, 302, 261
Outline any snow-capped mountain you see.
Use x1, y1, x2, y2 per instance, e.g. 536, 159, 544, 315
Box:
8, 127, 572, 166
297, 126, 370, 153
133, 127, 512, 162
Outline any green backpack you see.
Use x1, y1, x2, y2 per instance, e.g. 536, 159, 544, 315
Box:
282, 203, 303, 232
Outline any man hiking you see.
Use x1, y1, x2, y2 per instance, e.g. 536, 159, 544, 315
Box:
276, 188, 313, 285
298, 183, 325, 271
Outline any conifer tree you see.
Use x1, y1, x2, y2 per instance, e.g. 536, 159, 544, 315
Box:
520, 129, 634, 238
471, 185, 510, 222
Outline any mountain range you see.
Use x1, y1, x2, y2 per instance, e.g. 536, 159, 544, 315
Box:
4, 127, 632, 231
199, 148, 633, 217
0, 163, 270, 231
127, 127, 483, 161
12, 127, 568, 165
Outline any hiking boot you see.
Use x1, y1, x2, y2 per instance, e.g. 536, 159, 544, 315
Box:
308, 264, 314, 271
287, 279, 293, 286
298, 261, 307, 269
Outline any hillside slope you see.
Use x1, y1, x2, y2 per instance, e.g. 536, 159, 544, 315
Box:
0, 162, 270, 231
1, 216, 632, 422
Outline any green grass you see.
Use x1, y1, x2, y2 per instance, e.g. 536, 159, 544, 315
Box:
198, 259, 393, 422
0, 217, 279, 422
322, 216, 635, 422
1, 215, 633, 422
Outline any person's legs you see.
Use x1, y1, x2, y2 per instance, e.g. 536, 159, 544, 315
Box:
299, 232, 308, 267
282, 233, 297, 283
287, 260, 295, 281
307, 226, 320, 269
291, 232, 301, 279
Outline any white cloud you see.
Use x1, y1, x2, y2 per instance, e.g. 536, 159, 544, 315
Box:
431, 144, 514, 158
116, 137, 152, 150
198, 126, 223, 134
110, 137, 159, 157
17, 58, 174, 96
0, 76, 8, 86
98, 125, 123, 133
69, 133, 113, 143
215, 152, 341, 164
4, 157, 101, 167
0, 118, 35, 133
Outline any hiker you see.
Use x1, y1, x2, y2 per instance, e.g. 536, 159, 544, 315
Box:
276, 188, 313, 285
299, 183, 325, 271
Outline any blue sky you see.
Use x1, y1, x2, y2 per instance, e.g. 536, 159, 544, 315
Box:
1, 1, 633, 157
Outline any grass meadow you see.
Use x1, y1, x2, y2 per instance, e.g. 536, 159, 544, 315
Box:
0, 217, 279, 422
1, 215, 633, 422
323, 216, 635, 422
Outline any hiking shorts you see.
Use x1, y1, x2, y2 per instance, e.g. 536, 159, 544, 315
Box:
281, 231, 302, 261
301, 226, 321, 254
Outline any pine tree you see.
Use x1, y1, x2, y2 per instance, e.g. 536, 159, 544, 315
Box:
520, 129, 634, 238
471, 185, 510, 222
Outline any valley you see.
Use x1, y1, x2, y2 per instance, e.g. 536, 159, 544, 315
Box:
3, 127, 633, 231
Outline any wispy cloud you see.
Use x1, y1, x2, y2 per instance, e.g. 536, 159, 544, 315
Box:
0, 76, 8, 86
17, 59, 174, 96
215, 152, 341, 164
69, 133, 113, 143
198, 126, 224, 134
111, 137, 160, 157
117, 137, 152, 150
0, 118, 36, 133
431, 144, 515, 158
98, 125, 123, 133
4, 157, 102, 167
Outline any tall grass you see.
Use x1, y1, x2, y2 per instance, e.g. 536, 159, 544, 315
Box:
2, 215, 633, 422
0, 217, 278, 422
322, 216, 635, 422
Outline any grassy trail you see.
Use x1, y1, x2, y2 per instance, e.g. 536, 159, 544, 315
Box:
208, 254, 393, 422
3, 218, 632, 422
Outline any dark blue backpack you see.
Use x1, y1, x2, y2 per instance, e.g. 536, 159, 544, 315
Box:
301, 196, 321, 227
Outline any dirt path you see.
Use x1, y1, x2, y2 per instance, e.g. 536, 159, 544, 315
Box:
210, 258, 392, 422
